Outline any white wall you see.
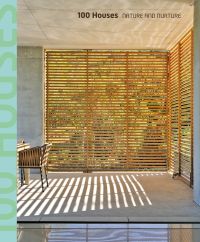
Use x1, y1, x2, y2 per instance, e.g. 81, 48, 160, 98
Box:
17, 46, 44, 146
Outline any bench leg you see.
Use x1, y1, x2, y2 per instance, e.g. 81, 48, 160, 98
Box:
22, 168, 25, 181
20, 168, 24, 186
44, 166, 49, 187
40, 167, 44, 192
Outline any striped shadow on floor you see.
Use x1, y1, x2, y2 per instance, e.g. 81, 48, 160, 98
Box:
17, 174, 152, 218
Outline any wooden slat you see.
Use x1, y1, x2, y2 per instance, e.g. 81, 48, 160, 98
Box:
169, 30, 193, 184
45, 50, 168, 171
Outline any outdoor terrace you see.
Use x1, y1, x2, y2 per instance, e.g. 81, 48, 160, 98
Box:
17, 172, 200, 223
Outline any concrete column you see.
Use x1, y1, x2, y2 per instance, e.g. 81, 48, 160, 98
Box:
193, 0, 200, 206
17, 47, 44, 147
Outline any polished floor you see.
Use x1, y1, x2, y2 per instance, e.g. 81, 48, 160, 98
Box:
17, 172, 200, 222
18, 223, 200, 242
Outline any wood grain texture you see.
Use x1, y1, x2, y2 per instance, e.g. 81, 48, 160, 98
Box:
45, 50, 168, 171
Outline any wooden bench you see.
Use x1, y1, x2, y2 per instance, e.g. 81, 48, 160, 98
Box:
18, 143, 52, 192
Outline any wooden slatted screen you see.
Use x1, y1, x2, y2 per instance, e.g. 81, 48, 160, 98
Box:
169, 45, 180, 173
45, 50, 168, 171
169, 30, 193, 183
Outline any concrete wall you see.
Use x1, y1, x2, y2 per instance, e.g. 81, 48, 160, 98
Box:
17, 47, 44, 146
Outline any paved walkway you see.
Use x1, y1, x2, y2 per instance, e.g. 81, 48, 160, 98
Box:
17, 172, 200, 222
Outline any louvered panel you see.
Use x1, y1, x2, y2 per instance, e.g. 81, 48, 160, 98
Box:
86, 51, 127, 169
46, 51, 88, 170
169, 30, 193, 184
45, 50, 168, 171
169, 45, 179, 173
127, 52, 168, 170
180, 31, 193, 180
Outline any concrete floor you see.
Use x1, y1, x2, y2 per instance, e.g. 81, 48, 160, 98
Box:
17, 172, 200, 223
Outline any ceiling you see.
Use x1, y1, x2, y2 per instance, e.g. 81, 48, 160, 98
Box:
17, 0, 194, 50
